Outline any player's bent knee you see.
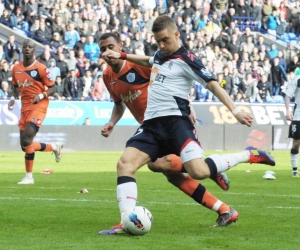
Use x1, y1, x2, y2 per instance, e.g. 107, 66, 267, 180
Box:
117, 157, 138, 176
147, 162, 160, 172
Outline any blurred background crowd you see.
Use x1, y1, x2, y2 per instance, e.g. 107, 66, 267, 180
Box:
0, 0, 299, 102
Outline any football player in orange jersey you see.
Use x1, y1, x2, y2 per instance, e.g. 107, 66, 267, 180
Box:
7, 39, 63, 184
99, 33, 233, 233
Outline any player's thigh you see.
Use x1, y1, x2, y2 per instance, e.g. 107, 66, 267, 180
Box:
169, 117, 204, 163
292, 139, 300, 149
148, 155, 172, 172
126, 125, 161, 162
289, 121, 300, 140
117, 147, 151, 176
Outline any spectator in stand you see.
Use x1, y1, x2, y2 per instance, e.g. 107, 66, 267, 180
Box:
65, 22, 80, 49
10, 6, 29, 32
50, 32, 65, 50
65, 49, 77, 71
276, 11, 288, 36
116, 4, 129, 27
3, 35, 20, 64
211, 0, 228, 16
243, 73, 262, 103
144, 33, 158, 56
0, 45, 5, 60
1, 9, 11, 24
262, 0, 274, 29
221, 8, 236, 33
270, 57, 288, 95
64, 69, 83, 100
267, 43, 279, 61
56, 53, 69, 80
57, 2, 71, 25
222, 65, 234, 99
49, 76, 65, 100
266, 8, 279, 37
71, 11, 83, 29
155, 0, 168, 15
122, 36, 134, 54
256, 36, 265, 51
287, 55, 300, 73
262, 57, 272, 80
250, 47, 260, 61
235, 0, 251, 22
82, 69, 93, 100
0, 60, 12, 84
47, 58, 60, 81
241, 35, 255, 54
251, 60, 264, 82
75, 49, 87, 77
0, 81, 11, 99
35, 21, 52, 43
52, 15, 66, 39
251, 0, 262, 29
284, 43, 298, 65
84, 35, 100, 64
74, 34, 86, 55
257, 73, 273, 101
289, 0, 300, 35
30, 18, 39, 33
278, 51, 287, 71
91, 74, 106, 101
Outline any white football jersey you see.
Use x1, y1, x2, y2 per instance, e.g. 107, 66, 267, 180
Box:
284, 76, 300, 121
145, 47, 215, 120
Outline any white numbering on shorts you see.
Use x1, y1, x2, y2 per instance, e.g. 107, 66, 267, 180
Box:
133, 128, 143, 137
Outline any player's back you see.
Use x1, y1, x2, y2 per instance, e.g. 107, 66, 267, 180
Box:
103, 61, 151, 124
12, 60, 54, 111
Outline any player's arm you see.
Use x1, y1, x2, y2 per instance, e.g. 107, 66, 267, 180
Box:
206, 80, 253, 127
101, 101, 126, 137
7, 84, 19, 110
285, 94, 293, 121
102, 49, 152, 68
32, 84, 56, 104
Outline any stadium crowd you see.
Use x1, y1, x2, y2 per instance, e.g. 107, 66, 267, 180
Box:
0, 0, 299, 102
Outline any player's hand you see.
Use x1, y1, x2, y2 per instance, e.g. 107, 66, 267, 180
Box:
101, 49, 121, 60
189, 109, 197, 125
286, 110, 293, 121
235, 111, 253, 127
32, 95, 41, 104
101, 122, 115, 137
8, 99, 15, 110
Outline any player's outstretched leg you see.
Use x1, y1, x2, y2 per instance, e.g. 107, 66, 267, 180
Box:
213, 207, 239, 227
247, 147, 275, 166
52, 142, 63, 162
210, 172, 230, 191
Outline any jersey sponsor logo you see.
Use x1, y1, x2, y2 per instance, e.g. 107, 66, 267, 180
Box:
45, 68, 53, 80
15, 71, 22, 74
120, 90, 142, 103
17, 79, 33, 88
126, 72, 135, 83
132, 128, 143, 137
30, 70, 37, 77
155, 73, 166, 83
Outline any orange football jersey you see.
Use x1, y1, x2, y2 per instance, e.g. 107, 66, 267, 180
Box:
103, 61, 151, 124
12, 60, 54, 111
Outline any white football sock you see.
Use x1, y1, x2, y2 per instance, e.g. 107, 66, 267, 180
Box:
51, 143, 57, 151
26, 172, 33, 178
291, 153, 299, 169
209, 151, 250, 173
117, 182, 137, 218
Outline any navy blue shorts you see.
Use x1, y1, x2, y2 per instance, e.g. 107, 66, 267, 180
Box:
126, 116, 202, 162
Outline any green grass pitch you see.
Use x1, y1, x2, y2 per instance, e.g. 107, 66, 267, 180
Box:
0, 150, 299, 250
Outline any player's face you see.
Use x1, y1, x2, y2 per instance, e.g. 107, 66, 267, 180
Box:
22, 42, 35, 60
99, 37, 122, 66
153, 28, 180, 57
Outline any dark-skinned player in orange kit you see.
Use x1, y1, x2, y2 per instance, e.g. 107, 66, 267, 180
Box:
8, 39, 63, 185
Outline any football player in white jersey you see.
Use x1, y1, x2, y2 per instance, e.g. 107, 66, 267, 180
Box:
99, 15, 275, 234
284, 74, 300, 177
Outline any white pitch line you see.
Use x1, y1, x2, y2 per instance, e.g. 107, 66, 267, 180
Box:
0, 196, 300, 210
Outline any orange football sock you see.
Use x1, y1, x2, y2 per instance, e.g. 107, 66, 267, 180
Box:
169, 154, 183, 172
180, 175, 230, 213
179, 175, 199, 196
25, 144, 35, 173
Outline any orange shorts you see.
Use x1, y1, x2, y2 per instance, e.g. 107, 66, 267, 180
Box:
18, 109, 47, 131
